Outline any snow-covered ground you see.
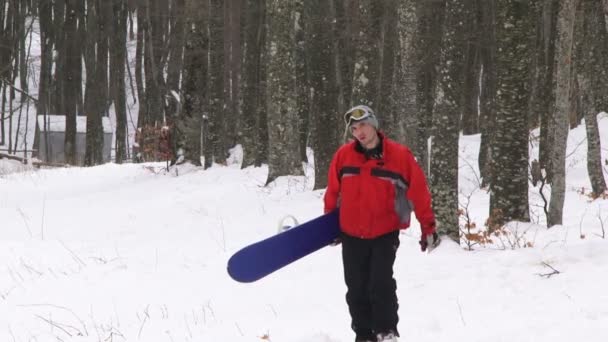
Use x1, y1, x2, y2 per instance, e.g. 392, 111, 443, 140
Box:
1, 114, 608, 342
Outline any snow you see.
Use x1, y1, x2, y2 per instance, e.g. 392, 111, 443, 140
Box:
1, 114, 608, 342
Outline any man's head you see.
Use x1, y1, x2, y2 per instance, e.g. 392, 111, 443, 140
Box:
344, 105, 380, 149
344, 105, 378, 130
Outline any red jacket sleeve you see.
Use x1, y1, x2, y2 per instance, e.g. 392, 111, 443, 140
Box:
404, 150, 436, 236
323, 150, 341, 214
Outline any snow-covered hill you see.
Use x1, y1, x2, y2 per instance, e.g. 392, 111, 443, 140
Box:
1, 114, 607, 341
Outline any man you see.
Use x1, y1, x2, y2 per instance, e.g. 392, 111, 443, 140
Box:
324, 105, 439, 342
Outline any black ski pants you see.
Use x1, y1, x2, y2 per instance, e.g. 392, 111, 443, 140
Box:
341, 230, 400, 339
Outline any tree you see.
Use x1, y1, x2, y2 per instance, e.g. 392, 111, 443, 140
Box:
64, 0, 82, 165
112, 0, 129, 163
84, 0, 111, 166
412, 0, 445, 175
206, 0, 226, 168
178, 0, 209, 166
547, 0, 579, 227
391, 0, 418, 148
350, 0, 381, 108
536, 0, 558, 182
576, 0, 606, 196
430, 0, 467, 241
306, 0, 341, 190
478, 0, 497, 187
265, 0, 303, 185
241, 0, 266, 168
490, 0, 534, 225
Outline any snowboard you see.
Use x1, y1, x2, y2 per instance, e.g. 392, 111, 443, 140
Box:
227, 210, 340, 283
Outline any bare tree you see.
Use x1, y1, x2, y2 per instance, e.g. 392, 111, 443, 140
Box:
84, 0, 110, 166
478, 0, 497, 187
430, 0, 467, 241
350, 0, 382, 107
306, 0, 341, 190
241, 0, 266, 168
490, 0, 534, 225
576, 0, 606, 196
265, 0, 303, 185
64, 0, 80, 164
206, 0, 226, 168
412, 0, 446, 175
548, 0, 580, 227
112, 0, 129, 163
177, 0, 209, 166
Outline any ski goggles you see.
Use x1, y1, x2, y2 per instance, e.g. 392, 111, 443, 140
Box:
344, 106, 373, 125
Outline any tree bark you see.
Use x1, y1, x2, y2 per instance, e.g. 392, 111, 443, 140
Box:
306, 0, 341, 190
64, 0, 79, 165
241, 0, 266, 168
578, 0, 606, 196
392, 0, 418, 148
206, 0, 226, 167
537, 0, 558, 182
350, 0, 382, 107
178, 0, 209, 166
489, 0, 533, 225
112, 0, 129, 163
413, 0, 446, 176
265, 0, 303, 185
478, 0, 497, 187
430, 0, 467, 241
547, 0, 579, 227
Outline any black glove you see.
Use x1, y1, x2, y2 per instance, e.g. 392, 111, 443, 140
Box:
419, 232, 440, 252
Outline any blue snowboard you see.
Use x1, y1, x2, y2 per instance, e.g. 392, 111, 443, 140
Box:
227, 210, 340, 283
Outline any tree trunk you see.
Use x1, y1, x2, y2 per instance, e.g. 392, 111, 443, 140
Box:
350, 0, 382, 107
178, 0, 209, 166
478, 0, 497, 187
64, 0, 79, 165
430, 0, 466, 241
135, 0, 146, 129
166, 0, 186, 122
392, 0, 418, 148
206, 0, 226, 168
376, 0, 399, 140
578, 0, 606, 196
241, 0, 265, 168
52, 0, 65, 117
37, 0, 54, 115
112, 0, 129, 163
295, 0, 309, 163
537, 0, 558, 182
461, 0, 481, 135
265, 0, 303, 185
84, 0, 108, 166
413, 0, 446, 176
489, 0, 533, 225
307, 0, 340, 190
547, 0, 579, 227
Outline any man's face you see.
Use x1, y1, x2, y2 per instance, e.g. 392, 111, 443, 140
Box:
350, 121, 378, 149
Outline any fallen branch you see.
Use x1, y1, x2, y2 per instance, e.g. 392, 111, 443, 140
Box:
537, 262, 561, 278
0, 152, 27, 163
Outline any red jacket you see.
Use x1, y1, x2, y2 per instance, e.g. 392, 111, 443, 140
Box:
324, 133, 436, 239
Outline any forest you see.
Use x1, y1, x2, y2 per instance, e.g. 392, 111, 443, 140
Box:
0, 0, 607, 239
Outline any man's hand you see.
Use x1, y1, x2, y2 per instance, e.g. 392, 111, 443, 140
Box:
419, 232, 440, 252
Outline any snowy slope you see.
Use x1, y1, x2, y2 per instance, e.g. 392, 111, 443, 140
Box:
1, 114, 608, 342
